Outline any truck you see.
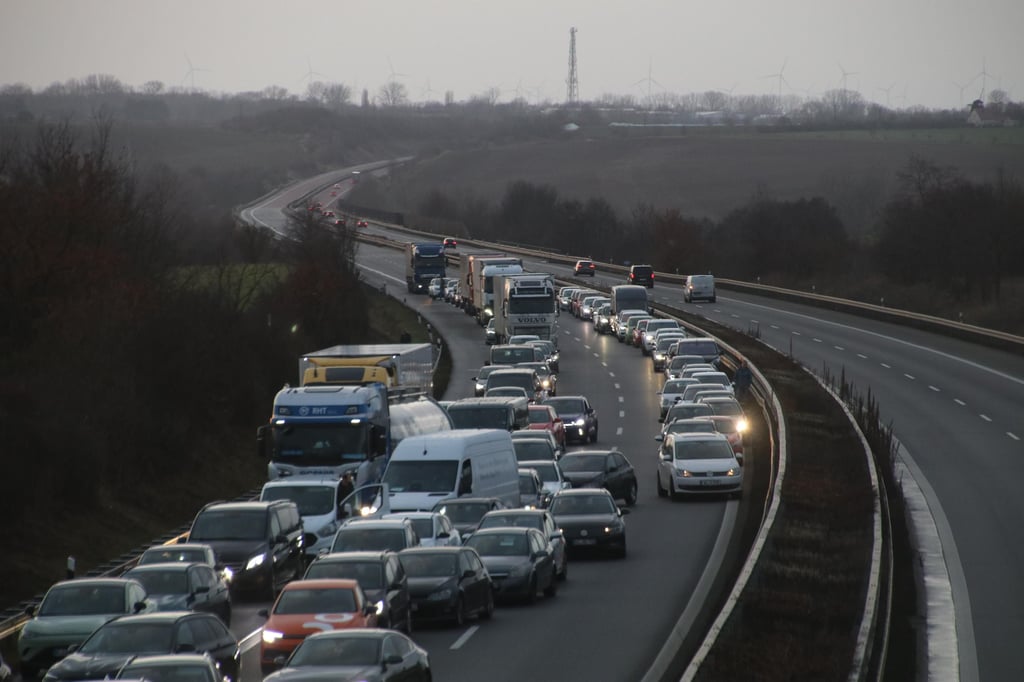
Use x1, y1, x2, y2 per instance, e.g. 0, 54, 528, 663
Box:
459, 252, 506, 318
473, 257, 524, 325
258, 344, 451, 481
299, 343, 434, 389
405, 242, 447, 294
492, 272, 559, 344
610, 284, 651, 315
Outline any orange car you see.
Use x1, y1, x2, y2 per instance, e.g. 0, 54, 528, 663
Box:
259, 579, 377, 674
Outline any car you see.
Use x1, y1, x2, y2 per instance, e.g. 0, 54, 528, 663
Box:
594, 304, 614, 333
671, 337, 722, 368
614, 310, 649, 342
334, 217, 347, 227
382, 512, 462, 547
695, 390, 740, 405
398, 546, 494, 626
543, 395, 598, 444
356, 219, 368, 228
18, 578, 156, 680
548, 488, 628, 558
574, 259, 596, 276
507, 334, 541, 346
262, 629, 431, 682
259, 579, 378, 674
331, 519, 419, 553
485, 385, 532, 400
41, 611, 240, 682
443, 237, 458, 249
557, 450, 638, 506
557, 286, 580, 310
707, 415, 747, 462
464, 527, 557, 602
303, 551, 412, 633
664, 354, 709, 380
658, 378, 700, 421
683, 274, 716, 303
569, 289, 596, 317
431, 497, 509, 539
656, 433, 743, 499
518, 361, 558, 397
518, 459, 571, 502
427, 277, 444, 299
655, 417, 719, 442
476, 507, 568, 580
489, 344, 544, 366
517, 468, 547, 508
511, 432, 560, 463
322, 210, 335, 218
631, 318, 654, 347
579, 295, 609, 321
123, 562, 232, 625
259, 477, 351, 560
627, 264, 655, 288
484, 367, 542, 402
661, 401, 715, 436
641, 320, 682, 354
525, 404, 566, 449
688, 371, 735, 395
473, 363, 511, 396
184, 500, 304, 600
652, 334, 687, 371
485, 318, 497, 345
526, 339, 559, 373
114, 653, 224, 682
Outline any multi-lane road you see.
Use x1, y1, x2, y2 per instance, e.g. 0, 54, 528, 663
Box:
243, 167, 1024, 681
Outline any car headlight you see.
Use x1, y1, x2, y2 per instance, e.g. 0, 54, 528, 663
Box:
604, 523, 624, 534
360, 505, 378, 516
246, 553, 267, 571
573, 418, 585, 426
677, 469, 692, 477
374, 600, 385, 615
262, 629, 284, 644
316, 521, 338, 538
221, 566, 234, 583
428, 588, 453, 601
726, 468, 738, 477
653, 352, 665, 361
542, 379, 551, 388
736, 418, 749, 433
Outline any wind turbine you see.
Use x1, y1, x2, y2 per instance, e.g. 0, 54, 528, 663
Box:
837, 61, 858, 92
387, 57, 409, 84
300, 57, 326, 87
759, 57, 789, 110
419, 78, 437, 101
877, 81, 897, 108
182, 53, 211, 91
952, 75, 977, 108
975, 57, 992, 100
633, 57, 664, 108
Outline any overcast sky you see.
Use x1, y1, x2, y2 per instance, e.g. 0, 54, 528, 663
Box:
1, 0, 1021, 110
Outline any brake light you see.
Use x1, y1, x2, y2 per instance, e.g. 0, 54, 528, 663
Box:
651, 273, 655, 279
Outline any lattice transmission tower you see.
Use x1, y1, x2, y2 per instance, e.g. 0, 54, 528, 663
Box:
566, 27, 579, 105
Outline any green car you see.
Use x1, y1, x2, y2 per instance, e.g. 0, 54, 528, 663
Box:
18, 578, 154, 680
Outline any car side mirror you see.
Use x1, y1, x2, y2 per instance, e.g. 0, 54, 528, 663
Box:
133, 600, 148, 613
194, 586, 210, 595
384, 654, 403, 666
437, 531, 450, 539
363, 604, 377, 616
619, 507, 631, 515
24, 605, 35, 617
661, 453, 672, 461
275, 534, 288, 544
462, 569, 475, 579
655, 434, 664, 441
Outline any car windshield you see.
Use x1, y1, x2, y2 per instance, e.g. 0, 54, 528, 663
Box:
120, 663, 214, 682
708, 401, 744, 417
478, 514, 544, 530
404, 518, 433, 539
80, 622, 173, 654
139, 548, 207, 565
189, 510, 266, 541
305, 560, 384, 589
382, 460, 457, 493
550, 495, 616, 515
528, 408, 554, 424
663, 380, 692, 394
127, 570, 189, 596
518, 475, 538, 493
487, 374, 534, 391
467, 533, 529, 557
682, 340, 719, 356
713, 418, 743, 434
524, 463, 559, 483
531, 341, 555, 355
275, 588, 356, 614
544, 398, 584, 415
399, 553, 458, 578
675, 440, 737, 460
434, 502, 491, 523
666, 420, 716, 435
262, 485, 335, 516
513, 440, 555, 461
559, 454, 606, 472
332, 528, 409, 552
491, 347, 535, 364
695, 373, 730, 387
288, 636, 381, 667
38, 584, 125, 616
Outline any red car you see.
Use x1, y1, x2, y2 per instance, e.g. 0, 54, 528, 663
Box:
334, 217, 347, 227
443, 237, 458, 249
356, 219, 369, 228
527, 404, 566, 450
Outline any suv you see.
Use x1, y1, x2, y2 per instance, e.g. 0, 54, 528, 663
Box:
628, 264, 655, 288
574, 259, 596, 276
185, 500, 304, 600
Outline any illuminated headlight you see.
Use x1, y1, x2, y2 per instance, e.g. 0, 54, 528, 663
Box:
573, 418, 585, 426
316, 521, 338, 538
542, 379, 551, 389
475, 382, 486, 392
360, 505, 378, 517
262, 629, 284, 644
221, 566, 234, 583
653, 352, 665, 361
736, 418, 749, 433
245, 553, 267, 571
374, 600, 385, 615
604, 523, 624, 534
483, 307, 493, 317
726, 469, 738, 477
677, 469, 692, 477
428, 588, 453, 601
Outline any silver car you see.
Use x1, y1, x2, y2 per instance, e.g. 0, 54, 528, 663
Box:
656, 433, 742, 499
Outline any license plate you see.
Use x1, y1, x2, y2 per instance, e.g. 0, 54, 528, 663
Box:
573, 538, 597, 546
700, 479, 720, 486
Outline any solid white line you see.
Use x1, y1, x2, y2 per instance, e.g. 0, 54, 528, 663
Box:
616, 427, 623, 436
240, 628, 262, 654
980, 414, 992, 422
904, 373, 916, 380
929, 386, 941, 392
450, 625, 479, 650
751, 319, 759, 324
1009, 432, 1020, 441
954, 399, 966, 406
770, 324, 780, 329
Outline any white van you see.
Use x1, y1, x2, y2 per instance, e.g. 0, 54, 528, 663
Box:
381, 429, 521, 512
684, 274, 716, 303
260, 478, 343, 559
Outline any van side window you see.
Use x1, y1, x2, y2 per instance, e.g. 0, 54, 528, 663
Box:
458, 461, 473, 496
269, 512, 281, 539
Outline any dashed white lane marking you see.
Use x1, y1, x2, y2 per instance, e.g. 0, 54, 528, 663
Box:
904, 373, 916, 380
812, 338, 822, 343
857, 353, 868, 359
834, 346, 845, 351
609, 372, 616, 378
616, 427, 623, 436
1009, 433, 1020, 441
954, 399, 966, 406
618, 396, 624, 403
751, 319, 759, 324
451, 625, 479, 650
881, 363, 891, 369
619, 410, 625, 418
602, 362, 608, 367
929, 386, 941, 392
614, 383, 621, 390
792, 331, 802, 336
980, 414, 992, 423
730, 314, 740, 319
770, 325, 780, 330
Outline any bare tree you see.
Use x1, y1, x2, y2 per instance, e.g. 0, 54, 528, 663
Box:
378, 81, 409, 107
322, 83, 352, 108
141, 80, 165, 95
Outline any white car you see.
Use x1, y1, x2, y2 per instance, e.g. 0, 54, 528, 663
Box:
381, 512, 461, 547
656, 433, 742, 499
642, 320, 682, 354
658, 378, 699, 421
508, 334, 541, 346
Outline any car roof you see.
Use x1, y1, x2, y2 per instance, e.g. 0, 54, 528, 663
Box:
399, 546, 465, 555
108, 611, 204, 624
199, 501, 276, 512
340, 519, 410, 529
383, 512, 438, 520
282, 579, 360, 590
668, 432, 732, 443
304, 628, 390, 641
126, 562, 201, 573
552, 487, 614, 498
482, 507, 548, 516
310, 551, 393, 563
434, 496, 503, 506
121, 654, 215, 668
561, 449, 620, 458
470, 526, 533, 537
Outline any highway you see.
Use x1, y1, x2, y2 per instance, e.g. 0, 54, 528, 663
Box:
243, 168, 1024, 680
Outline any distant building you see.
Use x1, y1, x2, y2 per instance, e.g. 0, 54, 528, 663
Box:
966, 99, 1016, 127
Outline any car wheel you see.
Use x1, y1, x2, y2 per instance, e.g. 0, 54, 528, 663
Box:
481, 590, 495, 620
525, 574, 537, 604
543, 571, 558, 597
452, 596, 466, 627
656, 471, 667, 498
625, 480, 638, 506
710, 296, 717, 303
668, 478, 678, 501
264, 567, 278, 601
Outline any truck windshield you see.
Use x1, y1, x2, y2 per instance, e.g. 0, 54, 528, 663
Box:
383, 460, 458, 493
272, 424, 367, 465
508, 297, 555, 314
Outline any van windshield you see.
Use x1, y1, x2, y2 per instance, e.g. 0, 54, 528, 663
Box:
447, 406, 511, 430
383, 460, 458, 493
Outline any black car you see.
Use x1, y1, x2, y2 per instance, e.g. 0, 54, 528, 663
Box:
115, 653, 224, 682
398, 547, 494, 627
184, 500, 304, 600
574, 259, 596, 276
558, 450, 638, 506
628, 264, 655, 288
431, 497, 508, 539
264, 629, 431, 682
123, 562, 232, 626
303, 551, 412, 633
543, 396, 598, 444
464, 528, 557, 602
548, 488, 629, 558
476, 509, 568, 581
42, 611, 240, 682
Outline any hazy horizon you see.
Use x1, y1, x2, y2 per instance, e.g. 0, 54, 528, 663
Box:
2, 0, 1022, 110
